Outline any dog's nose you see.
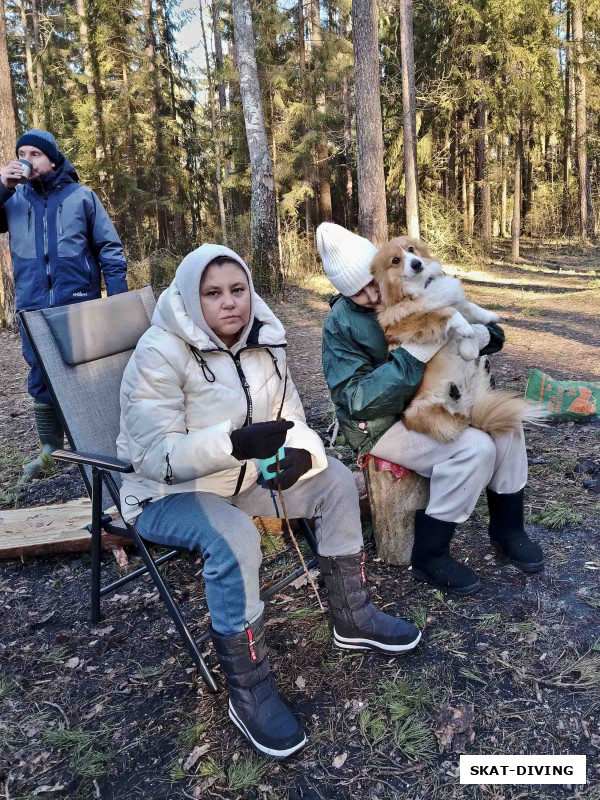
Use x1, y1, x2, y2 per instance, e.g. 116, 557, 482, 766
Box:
410, 258, 423, 272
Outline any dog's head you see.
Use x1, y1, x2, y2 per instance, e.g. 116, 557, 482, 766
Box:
370, 236, 442, 305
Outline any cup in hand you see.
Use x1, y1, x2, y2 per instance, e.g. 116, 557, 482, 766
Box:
17, 159, 32, 184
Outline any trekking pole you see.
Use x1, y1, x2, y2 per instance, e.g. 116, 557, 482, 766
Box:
274, 349, 324, 612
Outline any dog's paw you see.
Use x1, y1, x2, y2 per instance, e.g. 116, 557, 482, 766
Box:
447, 313, 475, 339
458, 337, 480, 361
481, 310, 501, 324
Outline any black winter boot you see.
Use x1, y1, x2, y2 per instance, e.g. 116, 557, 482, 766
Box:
210, 615, 306, 759
411, 510, 481, 596
22, 403, 65, 482
319, 552, 421, 654
487, 488, 544, 573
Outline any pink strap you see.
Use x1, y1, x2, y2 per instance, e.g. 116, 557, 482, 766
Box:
356, 454, 410, 482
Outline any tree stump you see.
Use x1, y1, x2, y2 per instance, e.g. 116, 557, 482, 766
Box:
364, 461, 429, 566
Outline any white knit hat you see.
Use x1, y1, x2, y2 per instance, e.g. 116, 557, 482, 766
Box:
316, 223, 378, 296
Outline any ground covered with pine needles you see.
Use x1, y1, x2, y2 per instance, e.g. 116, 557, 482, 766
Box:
1, 240, 599, 800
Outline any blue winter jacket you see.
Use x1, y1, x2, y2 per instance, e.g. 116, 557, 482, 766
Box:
0, 155, 127, 311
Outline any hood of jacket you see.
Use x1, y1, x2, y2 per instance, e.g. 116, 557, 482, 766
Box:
152, 244, 286, 354
29, 154, 79, 195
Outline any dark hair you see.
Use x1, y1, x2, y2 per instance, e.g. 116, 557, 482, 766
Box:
201, 255, 248, 285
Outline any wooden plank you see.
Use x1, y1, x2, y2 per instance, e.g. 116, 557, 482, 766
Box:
364, 461, 429, 566
0, 497, 129, 559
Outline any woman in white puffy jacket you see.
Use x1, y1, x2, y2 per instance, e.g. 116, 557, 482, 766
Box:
118, 244, 421, 759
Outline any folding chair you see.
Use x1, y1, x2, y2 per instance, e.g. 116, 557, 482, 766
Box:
19, 287, 319, 694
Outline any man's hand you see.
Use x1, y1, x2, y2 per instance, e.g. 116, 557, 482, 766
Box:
264, 448, 312, 491
1, 161, 25, 189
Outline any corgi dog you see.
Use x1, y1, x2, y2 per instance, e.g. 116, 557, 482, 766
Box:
371, 236, 544, 443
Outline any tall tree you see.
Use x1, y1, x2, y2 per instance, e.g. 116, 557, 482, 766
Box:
0, 0, 16, 326
572, 0, 594, 238
352, 0, 387, 246
231, 0, 281, 291
399, 0, 419, 237
199, 0, 228, 244
511, 123, 523, 259
310, 0, 333, 222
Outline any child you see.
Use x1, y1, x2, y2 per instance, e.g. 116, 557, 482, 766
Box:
318, 223, 543, 596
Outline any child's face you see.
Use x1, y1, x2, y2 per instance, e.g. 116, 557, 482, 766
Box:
349, 280, 381, 309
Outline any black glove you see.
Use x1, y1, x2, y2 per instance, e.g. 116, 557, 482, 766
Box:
230, 419, 294, 461
264, 447, 312, 491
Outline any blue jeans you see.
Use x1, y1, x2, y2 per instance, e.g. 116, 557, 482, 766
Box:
19, 319, 53, 405
135, 456, 363, 635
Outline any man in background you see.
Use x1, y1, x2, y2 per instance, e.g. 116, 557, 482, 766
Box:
0, 129, 128, 479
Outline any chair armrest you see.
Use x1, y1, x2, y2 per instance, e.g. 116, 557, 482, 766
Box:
52, 449, 134, 473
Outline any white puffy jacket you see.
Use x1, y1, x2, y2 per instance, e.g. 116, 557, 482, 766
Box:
117, 244, 328, 522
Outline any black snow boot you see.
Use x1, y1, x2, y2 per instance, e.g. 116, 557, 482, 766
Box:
319, 552, 421, 654
411, 510, 481, 596
210, 614, 306, 759
487, 488, 544, 573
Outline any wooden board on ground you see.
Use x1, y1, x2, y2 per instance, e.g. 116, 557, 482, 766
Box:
0, 498, 130, 560
364, 461, 430, 566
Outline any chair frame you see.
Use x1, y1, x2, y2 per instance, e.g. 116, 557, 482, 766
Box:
19, 305, 319, 694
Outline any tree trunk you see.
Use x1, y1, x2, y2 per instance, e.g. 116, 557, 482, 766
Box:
561, 4, 572, 234
448, 111, 457, 201
474, 81, 491, 250
311, 0, 333, 223
200, 0, 228, 245
31, 0, 46, 126
142, 0, 168, 248
342, 70, 354, 227
352, 0, 387, 246
399, 0, 419, 238
572, 0, 594, 238
212, 0, 227, 112
500, 137, 508, 237
75, 0, 108, 169
18, 0, 39, 127
511, 124, 523, 259
231, 0, 281, 292
298, 0, 313, 231
0, 0, 17, 326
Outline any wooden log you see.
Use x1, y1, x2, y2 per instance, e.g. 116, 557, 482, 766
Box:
0, 498, 130, 559
364, 461, 429, 566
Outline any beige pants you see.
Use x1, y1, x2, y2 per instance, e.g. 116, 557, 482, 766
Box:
370, 421, 528, 524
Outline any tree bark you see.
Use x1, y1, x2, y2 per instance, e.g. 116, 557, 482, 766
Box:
511, 124, 523, 259
399, 0, 419, 238
561, 4, 572, 234
572, 0, 594, 238
448, 111, 457, 201
142, 0, 168, 248
298, 0, 313, 231
18, 0, 39, 127
200, 0, 228, 245
31, 0, 45, 126
500, 137, 508, 237
0, 0, 17, 326
231, 0, 281, 292
352, 0, 387, 246
474, 59, 491, 250
310, 0, 333, 223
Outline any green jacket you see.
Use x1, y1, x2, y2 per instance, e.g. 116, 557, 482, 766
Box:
321, 294, 505, 455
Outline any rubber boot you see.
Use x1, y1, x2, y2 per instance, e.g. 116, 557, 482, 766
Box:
319, 552, 421, 653
22, 403, 64, 481
210, 614, 306, 759
411, 510, 481, 596
487, 488, 544, 573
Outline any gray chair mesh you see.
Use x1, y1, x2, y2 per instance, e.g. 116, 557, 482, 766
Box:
21, 286, 156, 511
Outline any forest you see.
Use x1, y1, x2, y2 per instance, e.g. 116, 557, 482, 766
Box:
0, 0, 598, 321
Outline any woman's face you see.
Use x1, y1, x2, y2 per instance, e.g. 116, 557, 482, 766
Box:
200, 261, 251, 347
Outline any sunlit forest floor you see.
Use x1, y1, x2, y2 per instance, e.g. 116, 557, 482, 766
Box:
1, 238, 599, 799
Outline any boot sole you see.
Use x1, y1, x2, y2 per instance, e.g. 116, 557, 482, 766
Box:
333, 628, 421, 653
228, 701, 307, 759
490, 542, 544, 574
411, 568, 482, 596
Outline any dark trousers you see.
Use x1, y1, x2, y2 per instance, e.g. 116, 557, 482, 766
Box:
18, 319, 53, 405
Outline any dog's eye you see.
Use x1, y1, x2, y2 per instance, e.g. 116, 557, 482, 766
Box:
408, 246, 415, 253
391, 257, 401, 265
